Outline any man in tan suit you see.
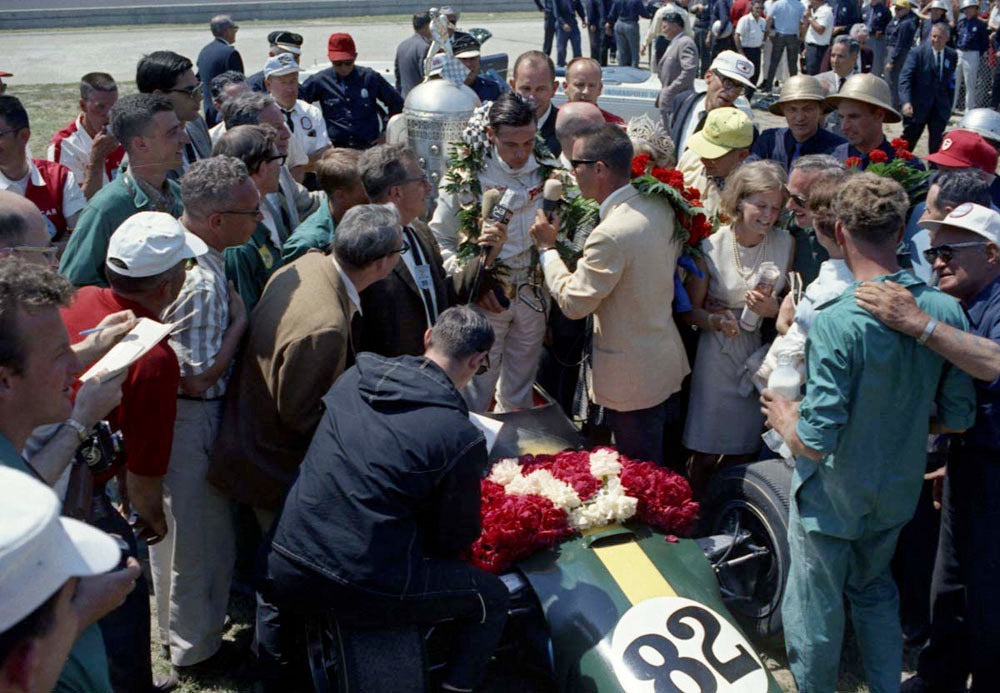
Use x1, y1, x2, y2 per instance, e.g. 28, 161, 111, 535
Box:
530, 123, 690, 465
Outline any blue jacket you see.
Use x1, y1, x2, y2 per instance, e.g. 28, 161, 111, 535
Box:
584, 0, 606, 25
833, 0, 860, 30
197, 37, 244, 126
555, 0, 587, 24
956, 16, 989, 52
865, 2, 891, 36
711, 0, 733, 34
608, 0, 653, 24
469, 75, 503, 102
899, 43, 956, 122
301, 65, 404, 149
749, 126, 846, 171
887, 11, 919, 62
268, 353, 487, 593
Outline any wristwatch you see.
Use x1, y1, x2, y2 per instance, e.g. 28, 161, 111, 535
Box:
63, 418, 90, 442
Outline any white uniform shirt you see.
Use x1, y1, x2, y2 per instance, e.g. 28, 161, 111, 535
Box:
805, 3, 834, 45
279, 100, 332, 159
736, 13, 768, 47
47, 115, 119, 190
0, 160, 86, 237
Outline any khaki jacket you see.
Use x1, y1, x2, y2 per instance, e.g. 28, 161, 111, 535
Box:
542, 186, 690, 412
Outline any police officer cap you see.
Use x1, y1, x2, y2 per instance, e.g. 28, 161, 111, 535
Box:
664, 11, 686, 26
452, 33, 481, 58
268, 30, 304, 55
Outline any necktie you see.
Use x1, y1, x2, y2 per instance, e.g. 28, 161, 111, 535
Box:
838, 76, 845, 92
936, 51, 942, 80
282, 108, 295, 133
349, 311, 363, 358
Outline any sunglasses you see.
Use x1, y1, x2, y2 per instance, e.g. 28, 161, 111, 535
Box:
388, 238, 412, 256
784, 185, 807, 207
220, 207, 263, 217
170, 82, 202, 98
476, 352, 491, 375
570, 158, 602, 170
923, 241, 990, 264
265, 153, 288, 166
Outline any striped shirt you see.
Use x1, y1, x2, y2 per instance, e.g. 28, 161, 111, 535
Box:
164, 245, 232, 400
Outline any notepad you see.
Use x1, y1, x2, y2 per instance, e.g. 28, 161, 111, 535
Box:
80, 318, 175, 383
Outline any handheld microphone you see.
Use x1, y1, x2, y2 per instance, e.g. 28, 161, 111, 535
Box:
487, 189, 516, 225
481, 188, 502, 223
542, 178, 563, 223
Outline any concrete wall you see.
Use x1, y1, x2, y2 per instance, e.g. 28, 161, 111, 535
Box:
1, 0, 540, 31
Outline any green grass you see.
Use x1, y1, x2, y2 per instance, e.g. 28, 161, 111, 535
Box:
13, 82, 103, 161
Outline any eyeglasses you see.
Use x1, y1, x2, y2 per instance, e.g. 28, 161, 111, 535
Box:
388, 238, 411, 255
570, 158, 602, 170
401, 172, 429, 186
265, 153, 287, 166
923, 241, 990, 264
0, 126, 22, 137
476, 352, 491, 375
331, 60, 355, 68
0, 245, 57, 261
717, 75, 746, 94
220, 207, 263, 217
170, 82, 202, 98
784, 185, 807, 207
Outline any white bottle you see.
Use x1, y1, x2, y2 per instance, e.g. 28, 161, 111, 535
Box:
740, 261, 782, 331
767, 353, 802, 401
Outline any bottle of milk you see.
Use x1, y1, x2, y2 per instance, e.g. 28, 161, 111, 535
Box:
740, 261, 782, 331
767, 353, 802, 401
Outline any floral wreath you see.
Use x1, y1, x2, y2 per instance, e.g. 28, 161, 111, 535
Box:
466, 447, 699, 574
629, 153, 714, 256
844, 138, 931, 206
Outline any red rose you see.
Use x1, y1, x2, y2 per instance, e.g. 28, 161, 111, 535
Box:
891, 137, 910, 150
845, 156, 863, 168
687, 213, 711, 246
896, 149, 915, 160
868, 149, 889, 164
630, 153, 651, 179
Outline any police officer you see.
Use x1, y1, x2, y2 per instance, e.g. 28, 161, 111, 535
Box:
301, 33, 404, 150
453, 33, 503, 102
885, 0, 919, 109
865, 0, 892, 77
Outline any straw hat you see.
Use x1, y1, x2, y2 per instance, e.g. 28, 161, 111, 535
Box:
768, 75, 831, 115
823, 73, 901, 123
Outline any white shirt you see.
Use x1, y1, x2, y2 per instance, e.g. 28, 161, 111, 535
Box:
805, 3, 834, 45
399, 226, 440, 328
0, 160, 86, 237
332, 257, 362, 317
47, 115, 118, 190
279, 99, 332, 159
736, 14, 767, 47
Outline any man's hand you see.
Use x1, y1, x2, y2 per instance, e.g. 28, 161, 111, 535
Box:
73, 370, 128, 429
72, 310, 137, 367
606, 22, 614, 35
745, 289, 779, 318
885, 61, 893, 72
855, 279, 927, 338
925, 465, 946, 510
563, 22, 572, 30
73, 557, 141, 629
640, 45, 647, 56
126, 472, 167, 545
479, 220, 508, 266
530, 208, 559, 250
711, 310, 741, 337
902, 102, 914, 117
89, 131, 120, 164
760, 388, 800, 438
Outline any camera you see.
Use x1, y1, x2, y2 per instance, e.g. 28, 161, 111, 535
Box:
74, 421, 124, 476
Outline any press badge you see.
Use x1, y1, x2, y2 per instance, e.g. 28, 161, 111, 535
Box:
413, 264, 433, 291
361, 88, 369, 98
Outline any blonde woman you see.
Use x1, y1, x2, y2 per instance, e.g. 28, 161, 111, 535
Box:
682, 160, 794, 489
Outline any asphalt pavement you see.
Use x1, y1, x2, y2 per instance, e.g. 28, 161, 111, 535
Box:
2, 14, 546, 86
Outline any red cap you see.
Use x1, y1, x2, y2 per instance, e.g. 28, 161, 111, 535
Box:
0, 72, 12, 77
925, 129, 999, 174
327, 33, 357, 62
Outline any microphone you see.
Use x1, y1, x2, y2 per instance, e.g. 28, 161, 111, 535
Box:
481, 188, 502, 223
542, 178, 563, 223
476, 188, 512, 309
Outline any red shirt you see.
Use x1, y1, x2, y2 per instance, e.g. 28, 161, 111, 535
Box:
731, 0, 750, 25
61, 287, 180, 480
25, 159, 73, 240
600, 107, 626, 125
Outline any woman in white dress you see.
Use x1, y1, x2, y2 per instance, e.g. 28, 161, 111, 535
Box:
681, 160, 794, 490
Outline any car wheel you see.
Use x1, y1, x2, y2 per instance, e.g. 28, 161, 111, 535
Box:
698, 458, 792, 641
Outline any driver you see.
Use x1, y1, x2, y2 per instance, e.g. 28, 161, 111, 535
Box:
265, 306, 506, 693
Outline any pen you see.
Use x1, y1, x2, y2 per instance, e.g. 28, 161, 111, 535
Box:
79, 326, 110, 336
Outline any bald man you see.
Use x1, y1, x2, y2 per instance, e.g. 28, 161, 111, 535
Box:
563, 57, 625, 124
0, 191, 56, 265
554, 100, 605, 169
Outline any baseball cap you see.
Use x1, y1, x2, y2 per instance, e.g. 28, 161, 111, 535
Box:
328, 33, 357, 62
925, 130, 999, 173
0, 71, 11, 77
686, 107, 754, 159
268, 30, 303, 55
264, 53, 302, 79
918, 202, 1000, 244
709, 50, 756, 89
0, 466, 121, 632
452, 33, 481, 58
106, 211, 208, 278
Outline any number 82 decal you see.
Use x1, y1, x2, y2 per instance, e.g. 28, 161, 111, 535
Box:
610, 597, 769, 693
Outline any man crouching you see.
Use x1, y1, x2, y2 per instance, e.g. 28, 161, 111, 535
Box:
265, 305, 506, 692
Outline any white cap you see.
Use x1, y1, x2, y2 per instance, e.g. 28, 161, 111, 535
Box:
106, 211, 208, 278
919, 202, 1000, 244
0, 467, 121, 632
264, 52, 301, 79
709, 50, 756, 89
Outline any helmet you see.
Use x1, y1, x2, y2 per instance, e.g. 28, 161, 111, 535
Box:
769, 75, 830, 115
823, 73, 901, 123
958, 108, 1000, 146
958, 0, 979, 10
928, 0, 950, 11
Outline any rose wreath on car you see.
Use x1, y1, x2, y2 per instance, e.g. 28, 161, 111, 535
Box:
466, 447, 700, 574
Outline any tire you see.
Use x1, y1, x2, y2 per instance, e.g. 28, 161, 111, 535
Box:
698, 458, 792, 641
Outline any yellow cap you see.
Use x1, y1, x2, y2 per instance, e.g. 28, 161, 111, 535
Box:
686, 107, 754, 160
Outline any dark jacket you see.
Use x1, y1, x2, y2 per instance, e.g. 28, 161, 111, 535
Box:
395, 32, 432, 97
359, 222, 479, 357
900, 43, 957, 123
668, 89, 704, 150
887, 11, 919, 63
540, 104, 561, 156
197, 37, 244, 126
301, 65, 405, 149
469, 75, 503, 102
269, 353, 487, 593
748, 126, 846, 171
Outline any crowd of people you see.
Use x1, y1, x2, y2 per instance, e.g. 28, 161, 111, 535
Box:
1, 4, 1000, 693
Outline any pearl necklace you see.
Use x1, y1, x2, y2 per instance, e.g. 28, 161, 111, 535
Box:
731, 225, 768, 287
